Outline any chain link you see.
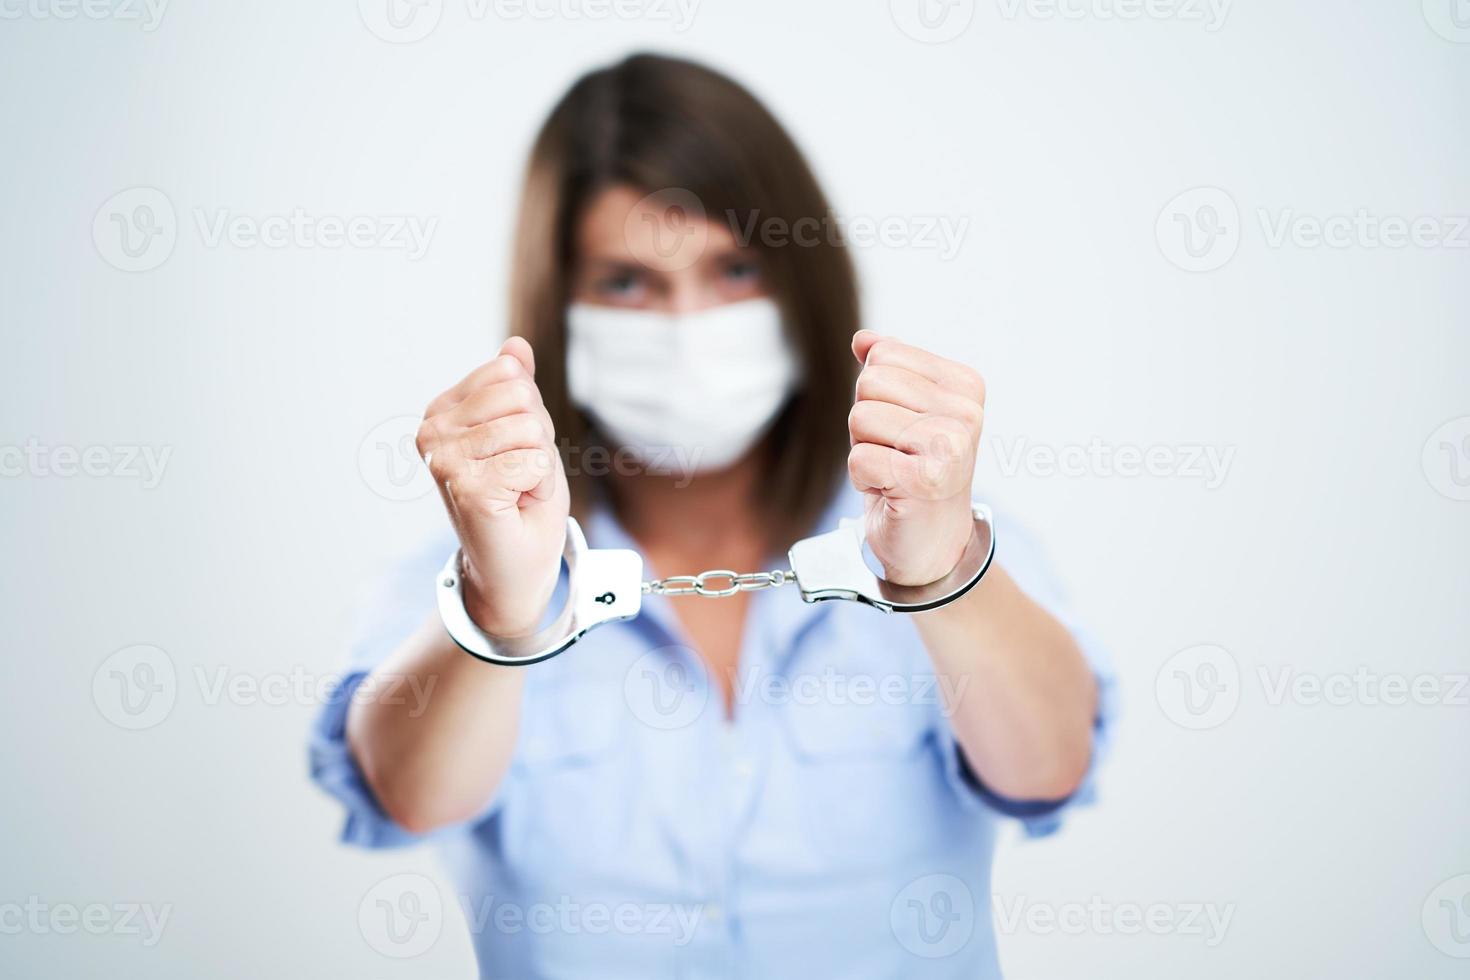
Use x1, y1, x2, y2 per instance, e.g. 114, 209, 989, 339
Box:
642, 568, 794, 598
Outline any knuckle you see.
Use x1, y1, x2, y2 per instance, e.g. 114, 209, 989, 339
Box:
495, 353, 525, 378
425, 450, 453, 481
865, 338, 895, 364
414, 421, 440, 458
511, 413, 545, 444
457, 427, 493, 459
511, 379, 539, 410
966, 369, 987, 403
957, 400, 984, 431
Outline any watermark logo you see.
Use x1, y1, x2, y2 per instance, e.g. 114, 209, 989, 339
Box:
1155, 643, 1239, 730
623, 647, 709, 730
624, 187, 709, 272
1156, 186, 1239, 272
890, 0, 975, 43
1424, 874, 1470, 957
360, 415, 436, 502
93, 186, 177, 272
1422, 416, 1470, 501
92, 644, 177, 730
359, 873, 443, 958
891, 873, 975, 958
880, 415, 977, 501
358, 0, 444, 42
1423, 0, 1470, 43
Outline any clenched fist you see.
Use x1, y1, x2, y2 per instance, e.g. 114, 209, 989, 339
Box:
848, 330, 986, 587
416, 337, 569, 637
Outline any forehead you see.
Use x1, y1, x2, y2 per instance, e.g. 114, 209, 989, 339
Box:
574, 184, 746, 272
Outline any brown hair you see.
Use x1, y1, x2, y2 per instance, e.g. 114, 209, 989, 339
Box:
508, 53, 860, 547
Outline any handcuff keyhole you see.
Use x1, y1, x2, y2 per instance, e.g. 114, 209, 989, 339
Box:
595, 591, 616, 605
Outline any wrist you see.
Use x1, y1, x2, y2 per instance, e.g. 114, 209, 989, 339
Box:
459, 559, 546, 639
881, 509, 975, 588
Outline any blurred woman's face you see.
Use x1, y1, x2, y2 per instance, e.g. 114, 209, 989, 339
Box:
570, 185, 770, 314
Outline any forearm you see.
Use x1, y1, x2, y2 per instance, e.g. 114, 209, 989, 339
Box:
345, 613, 526, 834
914, 563, 1097, 801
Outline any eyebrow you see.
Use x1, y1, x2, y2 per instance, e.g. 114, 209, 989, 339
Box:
578, 258, 645, 276
579, 238, 756, 267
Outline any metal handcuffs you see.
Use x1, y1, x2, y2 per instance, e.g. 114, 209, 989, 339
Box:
437, 501, 995, 667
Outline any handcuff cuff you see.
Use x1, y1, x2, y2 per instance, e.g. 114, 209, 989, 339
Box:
437, 500, 995, 667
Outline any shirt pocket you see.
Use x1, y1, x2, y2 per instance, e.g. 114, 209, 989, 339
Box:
779, 692, 955, 867
503, 684, 631, 877
515, 690, 622, 767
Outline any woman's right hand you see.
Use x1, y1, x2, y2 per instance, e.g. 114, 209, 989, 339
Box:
416, 336, 570, 637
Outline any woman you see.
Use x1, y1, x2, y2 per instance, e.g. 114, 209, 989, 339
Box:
312, 53, 1113, 978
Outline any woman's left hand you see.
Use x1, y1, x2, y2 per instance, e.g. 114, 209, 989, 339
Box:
848, 330, 986, 587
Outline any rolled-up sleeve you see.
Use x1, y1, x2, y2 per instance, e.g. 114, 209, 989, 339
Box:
934, 512, 1119, 839
307, 531, 458, 849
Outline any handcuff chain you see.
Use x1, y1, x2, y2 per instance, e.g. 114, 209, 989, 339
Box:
641, 568, 794, 598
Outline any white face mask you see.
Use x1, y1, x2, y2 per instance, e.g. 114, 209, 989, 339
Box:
565, 297, 800, 474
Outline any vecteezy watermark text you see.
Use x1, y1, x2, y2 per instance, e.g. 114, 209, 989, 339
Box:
92, 643, 439, 731
623, 649, 971, 731
0, 898, 172, 947
1157, 186, 1470, 272
357, 873, 703, 959
1257, 208, 1470, 250
92, 187, 439, 272
992, 895, 1235, 947
0, 0, 168, 30
728, 209, 971, 261
371, 411, 708, 503
357, 0, 700, 44
0, 440, 171, 488
989, 436, 1235, 489
1156, 643, 1470, 730
995, 0, 1230, 30
192, 208, 436, 259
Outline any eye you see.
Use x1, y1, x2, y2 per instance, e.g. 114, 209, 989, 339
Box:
722, 258, 760, 283
596, 270, 644, 298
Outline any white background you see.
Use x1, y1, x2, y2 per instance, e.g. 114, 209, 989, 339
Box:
1, 0, 1467, 976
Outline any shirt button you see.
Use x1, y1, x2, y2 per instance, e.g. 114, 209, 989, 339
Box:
705, 903, 723, 923
733, 758, 754, 778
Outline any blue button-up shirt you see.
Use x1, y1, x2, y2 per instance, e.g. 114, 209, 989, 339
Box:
310, 484, 1115, 978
